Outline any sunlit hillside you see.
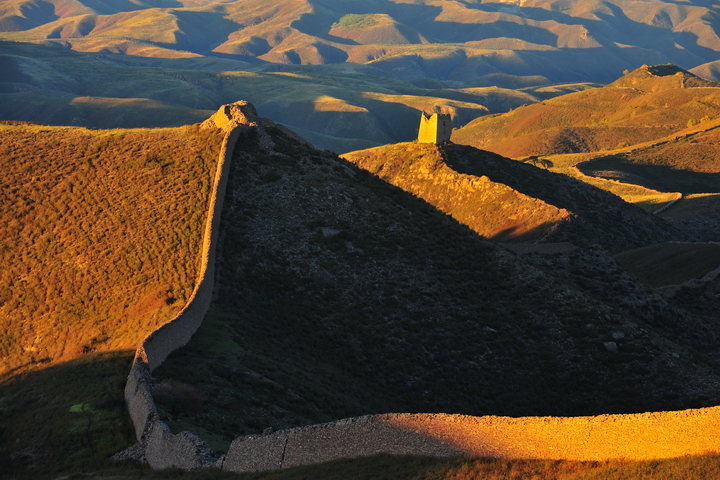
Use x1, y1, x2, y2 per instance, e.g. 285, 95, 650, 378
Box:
453, 65, 720, 158
344, 142, 571, 242
580, 126, 720, 195
341, 142, 677, 248
0, 122, 222, 376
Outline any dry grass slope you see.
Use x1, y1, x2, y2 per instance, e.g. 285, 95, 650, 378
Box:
0, 122, 223, 376
343, 142, 570, 242
453, 65, 720, 158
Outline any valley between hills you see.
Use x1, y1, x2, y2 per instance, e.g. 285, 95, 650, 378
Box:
4, 0, 720, 478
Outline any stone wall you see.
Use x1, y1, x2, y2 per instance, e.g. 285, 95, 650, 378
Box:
123, 105, 245, 469
220, 408, 720, 473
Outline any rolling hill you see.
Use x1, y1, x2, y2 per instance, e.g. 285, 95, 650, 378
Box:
3, 105, 720, 478
3, 0, 720, 84
4, 0, 720, 152
453, 64, 720, 158
147, 118, 720, 460
0, 40, 596, 152
342, 142, 672, 248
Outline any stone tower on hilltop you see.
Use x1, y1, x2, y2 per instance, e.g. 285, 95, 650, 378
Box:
418, 112, 452, 144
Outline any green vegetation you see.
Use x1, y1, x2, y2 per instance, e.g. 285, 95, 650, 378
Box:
0, 351, 136, 477
615, 243, 720, 288
331, 14, 379, 30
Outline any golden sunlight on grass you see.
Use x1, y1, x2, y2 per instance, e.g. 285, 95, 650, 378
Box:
343, 143, 570, 242
0, 122, 223, 376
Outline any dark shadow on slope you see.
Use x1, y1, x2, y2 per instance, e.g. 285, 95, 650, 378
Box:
581, 157, 720, 194
153, 127, 720, 453
0, 351, 136, 477
441, 144, 679, 250
170, 10, 245, 55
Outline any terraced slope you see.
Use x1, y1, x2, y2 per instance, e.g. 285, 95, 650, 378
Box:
453, 64, 720, 158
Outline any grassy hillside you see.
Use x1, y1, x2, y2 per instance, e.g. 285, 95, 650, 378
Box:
345, 142, 675, 250
344, 142, 571, 243
580, 127, 720, 194
453, 65, 720, 158
3, 112, 720, 478
0, 120, 223, 475
0, 122, 222, 376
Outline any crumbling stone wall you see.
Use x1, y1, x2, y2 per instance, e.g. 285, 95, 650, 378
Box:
123, 103, 248, 469
219, 408, 720, 473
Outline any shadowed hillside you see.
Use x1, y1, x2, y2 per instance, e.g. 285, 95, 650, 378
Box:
151, 121, 720, 457
453, 64, 720, 158
580, 127, 720, 195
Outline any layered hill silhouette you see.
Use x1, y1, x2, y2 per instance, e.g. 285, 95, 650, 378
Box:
1, 40, 584, 153
5, 0, 720, 152
453, 64, 720, 158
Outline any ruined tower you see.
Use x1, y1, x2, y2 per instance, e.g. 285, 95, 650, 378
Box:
418, 112, 452, 144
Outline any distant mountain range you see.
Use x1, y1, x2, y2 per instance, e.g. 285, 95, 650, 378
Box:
3, 0, 720, 151
3, 0, 720, 83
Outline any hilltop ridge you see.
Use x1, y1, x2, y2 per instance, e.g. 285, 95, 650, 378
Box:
453, 64, 720, 157
343, 142, 673, 249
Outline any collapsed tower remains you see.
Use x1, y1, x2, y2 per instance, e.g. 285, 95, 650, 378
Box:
418, 112, 452, 144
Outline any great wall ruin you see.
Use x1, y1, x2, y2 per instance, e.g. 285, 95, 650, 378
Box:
121, 101, 720, 474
